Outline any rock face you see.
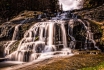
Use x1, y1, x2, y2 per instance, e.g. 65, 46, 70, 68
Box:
0, 23, 14, 41
71, 2, 104, 51
73, 4, 104, 22
0, 41, 6, 57
83, 0, 104, 9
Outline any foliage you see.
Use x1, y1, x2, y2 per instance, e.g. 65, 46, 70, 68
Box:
0, 0, 60, 11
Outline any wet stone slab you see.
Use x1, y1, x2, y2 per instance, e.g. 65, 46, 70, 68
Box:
0, 58, 7, 62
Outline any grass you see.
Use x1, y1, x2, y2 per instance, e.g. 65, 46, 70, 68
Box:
80, 61, 104, 70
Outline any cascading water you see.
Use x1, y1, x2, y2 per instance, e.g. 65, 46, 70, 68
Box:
84, 20, 100, 50
4, 18, 28, 56
4, 11, 99, 62
4, 24, 22, 55
6, 20, 72, 62
12, 24, 22, 40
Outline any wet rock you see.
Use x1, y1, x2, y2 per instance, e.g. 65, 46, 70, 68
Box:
0, 41, 7, 57
0, 25, 14, 41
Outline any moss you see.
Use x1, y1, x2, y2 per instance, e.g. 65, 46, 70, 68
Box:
9, 41, 20, 54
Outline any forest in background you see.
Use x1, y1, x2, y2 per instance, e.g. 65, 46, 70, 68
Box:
0, 0, 60, 22
0, 0, 104, 22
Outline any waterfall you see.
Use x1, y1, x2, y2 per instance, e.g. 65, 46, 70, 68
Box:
4, 11, 99, 62
6, 21, 73, 62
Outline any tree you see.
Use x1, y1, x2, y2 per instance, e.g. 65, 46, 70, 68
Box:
49, 0, 60, 12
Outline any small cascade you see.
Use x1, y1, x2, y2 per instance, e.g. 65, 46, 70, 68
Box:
38, 14, 42, 20
85, 21, 100, 50
4, 41, 15, 55
61, 23, 68, 47
12, 24, 22, 40
4, 24, 22, 56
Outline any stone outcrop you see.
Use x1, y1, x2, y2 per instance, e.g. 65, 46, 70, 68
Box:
0, 23, 15, 41
73, 4, 104, 22
83, 0, 104, 9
